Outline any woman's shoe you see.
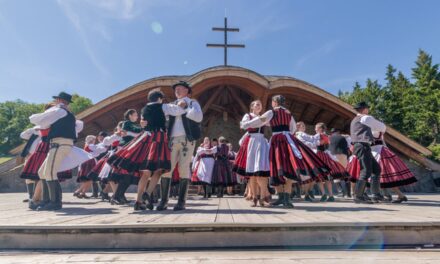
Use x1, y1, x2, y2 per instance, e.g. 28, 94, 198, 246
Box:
251, 198, 258, 207
327, 196, 335, 202
134, 201, 147, 211
392, 196, 408, 204
305, 195, 314, 202
320, 194, 328, 202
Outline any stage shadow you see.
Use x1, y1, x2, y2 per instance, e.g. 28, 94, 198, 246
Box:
63, 201, 100, 205
56, 207, 117, 215
131, 208, 287, 215
294, 205, 396, 212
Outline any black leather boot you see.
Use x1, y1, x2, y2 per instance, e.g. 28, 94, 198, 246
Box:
156, 178, 171, 211
354, 180, 373, 204
271, 193, 284, 206
91, 181, 100, 198
283, 192, 294, 208
174, 179, 189, 211
33, 180, 50, 210
38, 181, 62, 211
24, 182, 35, 202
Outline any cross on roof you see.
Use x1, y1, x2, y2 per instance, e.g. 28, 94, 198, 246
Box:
206, 17, 245, 66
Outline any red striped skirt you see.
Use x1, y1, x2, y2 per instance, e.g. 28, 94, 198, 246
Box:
87, 156, 108, 182
347, 155, 360, 182
20, 141, 73, 181
233, 134, 270, 177
77, 158, 96, 182
315, 151, 349, 181
115, 131, 170, 173
212, 158, 236, 186
269, 133, 329, 186
378, 147, 417, 188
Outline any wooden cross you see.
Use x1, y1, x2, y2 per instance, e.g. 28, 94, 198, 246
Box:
206, 17, 245, 66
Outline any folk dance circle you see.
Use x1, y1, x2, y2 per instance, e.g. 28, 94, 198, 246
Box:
19, 84, 417, 212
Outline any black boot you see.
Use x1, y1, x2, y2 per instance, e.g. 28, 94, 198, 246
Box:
354, 180, 373, 204
345, 181, 352, 198
206, 185, 212, 198
217, 186, 224, 198
91, 182, 99, 198
38, 181, 62, 211
145, 192, 155, 210
203, 185, 208, 198
174, 179, 189, 211
156, 178, 171, 211
271, 193, 284, 206
110, 182, 127, 205
283, 192, 294, 208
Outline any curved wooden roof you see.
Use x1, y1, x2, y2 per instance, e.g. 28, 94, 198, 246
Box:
76, 66, 438, 171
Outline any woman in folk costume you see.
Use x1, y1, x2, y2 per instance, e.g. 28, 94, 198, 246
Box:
211, 137, 237, 197
96, 124, 123, 201
106, 109, 143, 205
191, 137, 217, 198
74, 135, 114, 198
294, 121, 320, 202
110, 90, 187, 210
19, 126, 42, 202
314, 122, 350, 202
233, 100, 271, 207
227, 143, 239, 196
371, 131, 417, 203
251, 95, 329, 208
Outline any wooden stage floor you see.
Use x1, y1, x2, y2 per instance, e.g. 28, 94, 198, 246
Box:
0, 193, 439, 249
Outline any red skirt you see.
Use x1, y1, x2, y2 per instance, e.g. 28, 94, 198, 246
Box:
20, 141, 73, 181
107, 133, 145, 167
315, 151, 349, 181
113, 131, 170, 173
77, 158, 96, 182
211, 158, 236, 186
378, 147, 418, 188
347, 155, 360, 183
87, 157, 108, 182
269, 133, 329, 186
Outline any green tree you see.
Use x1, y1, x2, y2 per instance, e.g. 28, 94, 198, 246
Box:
69, 94, 93, 114
0, 100, 44, 154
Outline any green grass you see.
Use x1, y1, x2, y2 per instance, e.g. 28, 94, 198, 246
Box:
0, 156, 13, 165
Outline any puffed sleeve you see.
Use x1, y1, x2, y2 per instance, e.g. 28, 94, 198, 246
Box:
186, 100, 203, 122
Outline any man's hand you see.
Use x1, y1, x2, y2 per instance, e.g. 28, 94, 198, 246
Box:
178, 100, 188, 108
140, 120, 148, 128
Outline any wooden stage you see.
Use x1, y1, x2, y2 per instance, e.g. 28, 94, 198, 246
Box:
0, 193, 439, 250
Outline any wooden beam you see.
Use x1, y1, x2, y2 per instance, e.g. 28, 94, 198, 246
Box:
261, 90, 269, 111
327, 115, 339, 128
298, 103, 310, 122
312, 109, 326, 124
202, 86, 224, 112
92, 121, 103, 131
227, 86, 248, 114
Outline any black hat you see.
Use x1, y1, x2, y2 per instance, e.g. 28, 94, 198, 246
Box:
353, 101, 369, 110
172, 81, 192, 94
53, 92, 73, 103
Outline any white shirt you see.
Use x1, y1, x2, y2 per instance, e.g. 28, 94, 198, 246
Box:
358, 114, 386, 133
168, 97, 203, 138
29, 104, 84, 135
240, 113, 268, 130
295, 131, 319, 149
246, 107, 297, 133
20, 127, 41, 155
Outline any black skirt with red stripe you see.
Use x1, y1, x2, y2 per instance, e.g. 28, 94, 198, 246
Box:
20, 140, 74, 181
87, 157, 108, 182
269, 133, 329, 186
107, 133, 145, 168
115, 131, 170, 173
77, 159, 97, 183
315, 151, 349, 181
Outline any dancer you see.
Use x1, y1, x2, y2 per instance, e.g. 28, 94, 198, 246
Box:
234, 100, 271, 207
74, 135, 99, 198
227, 143, 238, 196
251, 95, 329, 208
30, 92, 91, 210
19, 126, 41, 202
157, 81, 203, 211
371, 131, 417, 203
294, 121, 319, 202
329, 128, 352, 198
211, 137, 236, 197
314, 123, 349, 202
350, 101, 386, 204
192, 137, 216, 198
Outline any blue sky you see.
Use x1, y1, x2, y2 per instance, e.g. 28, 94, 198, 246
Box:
1, 0, 440, 104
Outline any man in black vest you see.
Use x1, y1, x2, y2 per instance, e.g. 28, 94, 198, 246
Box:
30, 92, 77, 210
157, 81, 203, 211
350, 102, 386, 204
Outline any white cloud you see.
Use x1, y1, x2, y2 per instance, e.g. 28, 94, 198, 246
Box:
56, 0, 110, 76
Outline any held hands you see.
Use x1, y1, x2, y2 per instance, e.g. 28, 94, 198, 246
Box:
140, 120, 148, 128
177, 100, 188, 109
